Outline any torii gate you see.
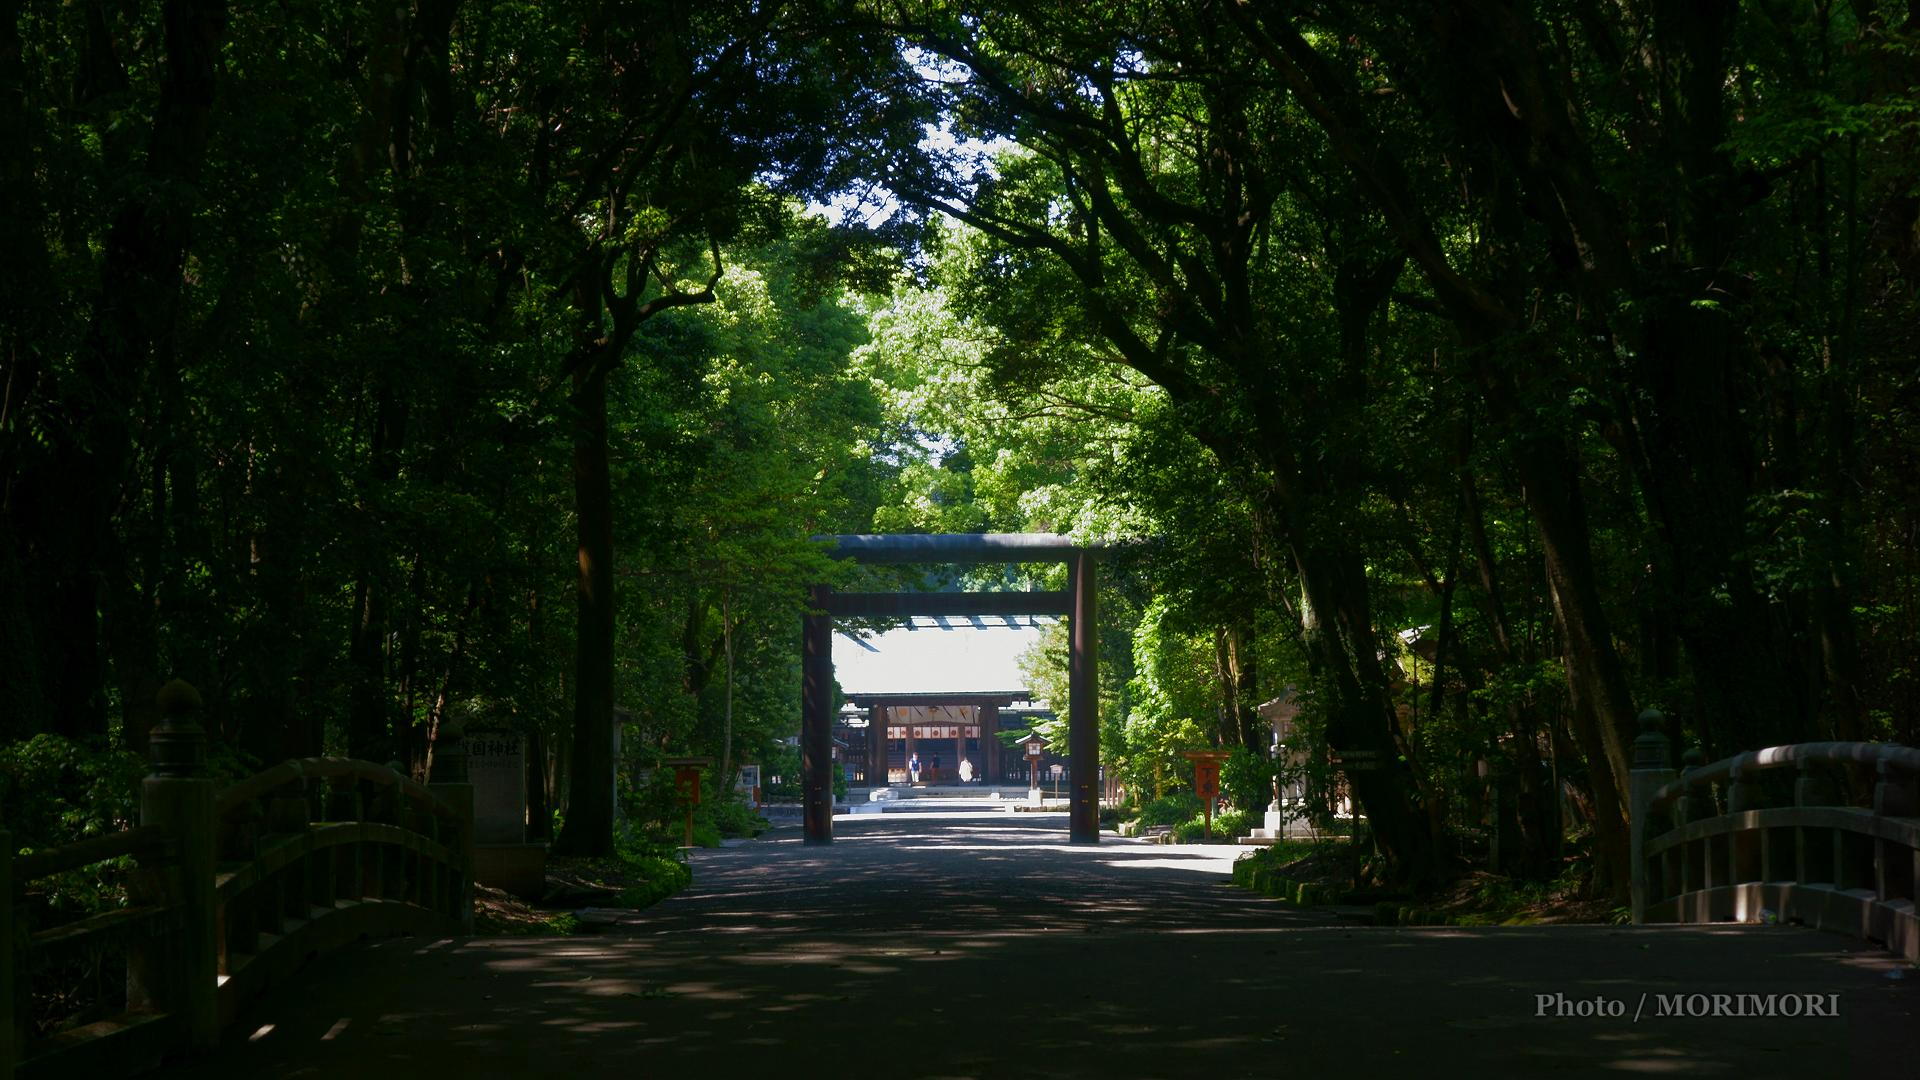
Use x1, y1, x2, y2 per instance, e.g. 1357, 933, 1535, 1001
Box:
801, 533, 1101, 845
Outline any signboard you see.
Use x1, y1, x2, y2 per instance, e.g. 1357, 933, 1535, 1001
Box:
1049, 763, 1063, 777
1180, 749, 1234, 840
1331, 749, 1386, 772
894, 705, 976, 728
1194, 762, 1221, 801
673, 767, 702, 804
661, 756, 714, 847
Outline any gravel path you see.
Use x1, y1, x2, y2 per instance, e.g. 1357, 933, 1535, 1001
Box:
164, 803, 1917, 1079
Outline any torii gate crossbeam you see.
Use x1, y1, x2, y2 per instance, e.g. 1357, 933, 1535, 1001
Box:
802, 534, 1100, 846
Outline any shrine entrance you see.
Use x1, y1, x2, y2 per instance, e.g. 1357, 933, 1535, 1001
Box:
840, 691, 1059, 789
799, 533, 1100, 845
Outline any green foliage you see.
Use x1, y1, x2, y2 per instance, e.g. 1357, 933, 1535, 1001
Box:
1173, 808, 1253, 843
621, 764, 767, 849
610, 821, 695, 903
615, 854, 693, 909
704, 797, 769, 840
1137, 791, 1203, 828
759, 746, 803, 801
1233, 840, 1329, 876
0, 736, 144, 850
1219, 748, 1273, 814
3, 0, 1918, 903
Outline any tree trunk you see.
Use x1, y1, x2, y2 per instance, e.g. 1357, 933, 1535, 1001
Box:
554, 366, 616, 856
1286, 523, 1435, 884
347, 390, 406, 762
1548, 573, 1631, 900
1513, 435, 1636, 807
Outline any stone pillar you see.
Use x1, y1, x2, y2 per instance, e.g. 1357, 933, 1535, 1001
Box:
430, 722, 476, 933
1874, 758, 1917, 904
866, 704, 886, 788
1628, 708, 1675, 924
137, 680, 219, 1051
802, 586, 834, 845
981, 705, 1000, 786
1069, 549, 1100, 843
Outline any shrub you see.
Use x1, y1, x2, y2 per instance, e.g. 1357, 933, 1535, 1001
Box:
615, 854, 692, 909
0, 734, 145, 850
1172, 808, 1254, 843
608, 824, 694, 907
704, 796, 768, 839
622, 763, 770, 847
761, 746, 802, 799
1220, 748, 1275, 812
1138, 790, 1203, 827
756, 745, 847, 800
0, 735, 151, 918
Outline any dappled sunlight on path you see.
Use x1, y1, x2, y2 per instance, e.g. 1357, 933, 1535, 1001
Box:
165, 808, 1917, 1079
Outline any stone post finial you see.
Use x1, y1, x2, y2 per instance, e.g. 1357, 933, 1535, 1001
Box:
1631, 709, 1671, 770
1681, 746, 1705, 774
148, 679, 207, 778
1874, 758, 1916, 818
432, 721, 469, 785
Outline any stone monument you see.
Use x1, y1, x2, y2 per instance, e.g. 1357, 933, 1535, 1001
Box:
469, 730, 527, 844
467, 728, 547, 898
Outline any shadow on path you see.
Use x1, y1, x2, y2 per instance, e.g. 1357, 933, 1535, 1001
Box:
164, 809, 1918, 1079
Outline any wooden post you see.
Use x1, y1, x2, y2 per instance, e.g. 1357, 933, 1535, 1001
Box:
980, 705, 1000, 786
138, 680, 219, 1052
802, 585, 834, 845
430, 723, 476, 933
867, 705, 886, 788
1628, 709, 1674, 924
1068, 548, 1099, 843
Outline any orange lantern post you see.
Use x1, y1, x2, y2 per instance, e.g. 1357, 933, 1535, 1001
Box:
1181, 750, 1233, 841
662, 756, 714, 848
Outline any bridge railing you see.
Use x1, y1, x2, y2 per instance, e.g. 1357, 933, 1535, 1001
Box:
1628, 710, 1919, 965
0, 682, 474, 1078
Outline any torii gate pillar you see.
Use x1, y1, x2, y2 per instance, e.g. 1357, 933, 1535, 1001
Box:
802, 585, 835, 845
1068, 548, 1100, 843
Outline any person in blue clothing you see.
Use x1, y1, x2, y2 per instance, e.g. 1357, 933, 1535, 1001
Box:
909, 752, 922, 784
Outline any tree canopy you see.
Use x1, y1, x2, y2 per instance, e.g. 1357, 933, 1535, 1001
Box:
4, 0, 1918, 887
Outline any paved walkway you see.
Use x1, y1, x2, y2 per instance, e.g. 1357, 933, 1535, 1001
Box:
167, 804, 1917, 1078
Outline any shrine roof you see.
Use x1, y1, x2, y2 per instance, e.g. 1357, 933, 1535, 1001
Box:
843, 690, 1034, 707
